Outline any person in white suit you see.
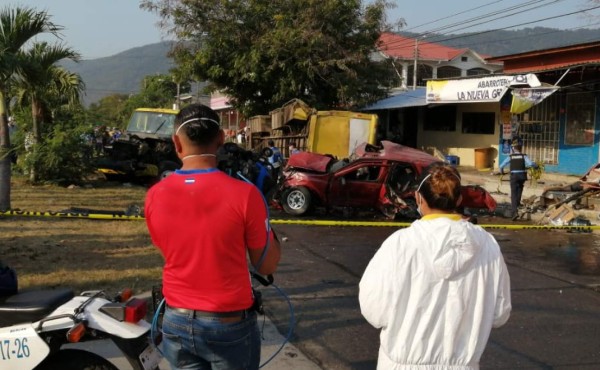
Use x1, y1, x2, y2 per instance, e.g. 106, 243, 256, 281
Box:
359, 164, 511, 370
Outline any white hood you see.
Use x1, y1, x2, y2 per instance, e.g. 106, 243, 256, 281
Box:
359, 217, 511, 370
413, 219, 480, 280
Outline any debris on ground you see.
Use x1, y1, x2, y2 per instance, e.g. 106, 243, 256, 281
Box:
547, 204, 576, 226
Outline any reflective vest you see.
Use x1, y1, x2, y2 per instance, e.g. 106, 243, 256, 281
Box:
509, 153, 526, 173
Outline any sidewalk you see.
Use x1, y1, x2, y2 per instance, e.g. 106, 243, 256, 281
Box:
129, 292, 322, 370
458, 166, 599, 223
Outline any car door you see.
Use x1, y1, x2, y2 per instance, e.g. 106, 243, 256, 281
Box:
385, 162, 419, 197
328, 161, 385, 208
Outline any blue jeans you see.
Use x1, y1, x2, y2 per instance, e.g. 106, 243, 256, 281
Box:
161, 307, 260, 370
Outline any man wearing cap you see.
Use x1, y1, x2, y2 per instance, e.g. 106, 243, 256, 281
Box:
145, 103, 281, 370
499, 142, 538, 221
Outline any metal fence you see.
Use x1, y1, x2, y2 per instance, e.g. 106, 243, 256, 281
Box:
516, 93, 560, 165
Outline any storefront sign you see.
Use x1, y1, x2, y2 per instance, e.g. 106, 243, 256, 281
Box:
510, 87, 559, 114
426, 74, 541, 104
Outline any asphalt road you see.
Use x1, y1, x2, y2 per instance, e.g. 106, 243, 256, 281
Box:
263, 218, 600, 369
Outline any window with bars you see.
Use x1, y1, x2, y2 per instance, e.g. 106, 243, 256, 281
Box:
565, 93, 595, 146
515, 94, 560, 165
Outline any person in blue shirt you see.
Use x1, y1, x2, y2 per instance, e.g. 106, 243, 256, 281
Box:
288, 142, 301, 156
267, 140, 283, 178
499, 143, 538, 220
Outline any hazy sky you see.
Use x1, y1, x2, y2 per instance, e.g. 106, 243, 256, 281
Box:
10, 0, 600, 59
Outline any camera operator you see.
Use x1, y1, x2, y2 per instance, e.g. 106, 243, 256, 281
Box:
145, 103, 281, 370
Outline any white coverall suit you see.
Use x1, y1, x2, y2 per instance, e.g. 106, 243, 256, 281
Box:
359, 214, 511, 370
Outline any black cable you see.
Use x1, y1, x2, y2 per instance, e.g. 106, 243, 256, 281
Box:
401, 0, 507, 32
448, 20, 600, 49
419, 4, 600, 48
383, 0, 566, 49
413, 0, 558, 39
387, 2, 597, 51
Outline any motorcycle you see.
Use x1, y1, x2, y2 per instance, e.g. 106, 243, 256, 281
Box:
0, 144, 275, 370
0, 287, 161, 370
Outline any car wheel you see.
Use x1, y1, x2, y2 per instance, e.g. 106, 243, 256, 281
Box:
282, 186, 312, 216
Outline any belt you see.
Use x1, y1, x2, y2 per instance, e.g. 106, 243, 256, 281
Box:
166, 305, 249, 321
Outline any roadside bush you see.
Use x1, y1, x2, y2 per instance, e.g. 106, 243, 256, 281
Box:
19, 122, 95, 185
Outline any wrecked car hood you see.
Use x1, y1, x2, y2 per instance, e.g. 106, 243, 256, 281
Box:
286, 152, 334, 173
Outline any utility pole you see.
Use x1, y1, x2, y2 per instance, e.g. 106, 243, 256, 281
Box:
413, 38, 419, 91
176, 82, 181, 110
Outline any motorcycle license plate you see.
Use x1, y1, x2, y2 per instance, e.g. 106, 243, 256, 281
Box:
139, 345, 162, 370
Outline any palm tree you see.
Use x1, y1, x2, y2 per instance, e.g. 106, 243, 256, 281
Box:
14, 42, 84, 182
0, 6, 62, 210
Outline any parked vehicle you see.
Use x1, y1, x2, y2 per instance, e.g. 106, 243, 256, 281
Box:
0, 287, 161, 370
97, 108, 180, 182
273, 141, 496, 218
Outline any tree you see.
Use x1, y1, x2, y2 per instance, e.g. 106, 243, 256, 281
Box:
170, 65, 194, 110
121, 73, 191, 117
142, 0, 398, 116
88, 73, 192, 131
0, 6, 62, 210
13, 41, 84, 182
87, 93, 131, 128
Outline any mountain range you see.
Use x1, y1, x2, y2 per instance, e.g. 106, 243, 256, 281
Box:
64, 27, 600, 106
61, 41, 176, 106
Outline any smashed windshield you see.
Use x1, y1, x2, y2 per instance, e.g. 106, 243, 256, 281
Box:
126, 111, 176, 137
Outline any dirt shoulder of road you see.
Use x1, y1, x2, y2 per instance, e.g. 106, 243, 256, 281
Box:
1, 177, 162, 295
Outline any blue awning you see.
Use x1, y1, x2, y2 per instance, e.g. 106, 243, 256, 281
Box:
362, 88, 428, 111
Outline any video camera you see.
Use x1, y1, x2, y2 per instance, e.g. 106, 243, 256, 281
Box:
217, 142, 277, 197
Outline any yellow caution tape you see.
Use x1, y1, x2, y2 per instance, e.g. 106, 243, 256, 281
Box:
0, 209, 597, 231
270, 218, 598, 231
0, 209, 144, 221
270, 219, 411, 227
97, 168, 126, 175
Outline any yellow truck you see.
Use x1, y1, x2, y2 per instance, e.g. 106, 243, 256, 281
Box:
306, 110, 378, 158
96, 108, 180, 182
249, 99, 379, 158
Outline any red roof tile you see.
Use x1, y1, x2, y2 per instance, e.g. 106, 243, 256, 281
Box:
378, 32, 468, 61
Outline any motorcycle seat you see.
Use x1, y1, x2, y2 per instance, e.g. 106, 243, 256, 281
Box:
0, 288, 74, 327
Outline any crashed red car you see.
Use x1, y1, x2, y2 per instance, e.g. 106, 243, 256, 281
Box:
273, 141, 496, 218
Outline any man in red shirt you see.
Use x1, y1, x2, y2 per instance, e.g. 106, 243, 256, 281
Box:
145, 104, 281, 370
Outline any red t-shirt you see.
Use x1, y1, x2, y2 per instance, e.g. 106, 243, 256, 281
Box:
145, 168, 269, 312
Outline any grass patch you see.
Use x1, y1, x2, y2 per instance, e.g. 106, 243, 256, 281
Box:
1, 176, 163, 295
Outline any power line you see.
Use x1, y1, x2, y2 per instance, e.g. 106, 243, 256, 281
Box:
419, 4, 600, 48
449, 20, 600, 49
415, 0, 558, 39
383, 0, 569, 50
402, 0, 507, 32
381, 2, 600, 52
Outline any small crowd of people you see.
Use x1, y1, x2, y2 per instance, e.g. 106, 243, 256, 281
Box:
144, 103, 511, 370
81, 126, 123, 156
